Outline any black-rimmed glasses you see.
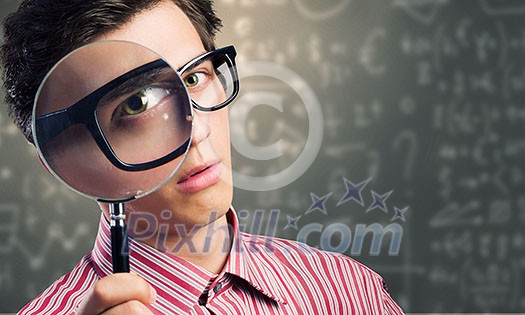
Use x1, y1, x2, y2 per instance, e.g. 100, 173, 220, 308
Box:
34, 45, 239, 172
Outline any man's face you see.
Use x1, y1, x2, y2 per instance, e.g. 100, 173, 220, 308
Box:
94, 1, 234, 226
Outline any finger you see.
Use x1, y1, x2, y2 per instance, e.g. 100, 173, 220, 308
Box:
101, 300, 154, 315
76, 273, 157, 315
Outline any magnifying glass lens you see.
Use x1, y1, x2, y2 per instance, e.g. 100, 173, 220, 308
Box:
95, 66, 191, 165
33, 41, 192, 202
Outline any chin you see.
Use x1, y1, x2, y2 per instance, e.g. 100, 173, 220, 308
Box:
189, 181, 233, 221
127, 177, 233, 225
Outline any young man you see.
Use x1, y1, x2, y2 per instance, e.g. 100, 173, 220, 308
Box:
2, 0, 405, 314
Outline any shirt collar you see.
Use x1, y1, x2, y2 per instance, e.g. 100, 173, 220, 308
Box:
223, 209, 289, 305
91, 208, 288, 308
92, 214, 216, 310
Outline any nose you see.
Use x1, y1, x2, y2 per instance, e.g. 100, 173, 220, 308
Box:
190, 110, 211, 146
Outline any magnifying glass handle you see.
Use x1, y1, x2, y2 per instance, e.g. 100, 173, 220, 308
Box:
109, 203, 130, 273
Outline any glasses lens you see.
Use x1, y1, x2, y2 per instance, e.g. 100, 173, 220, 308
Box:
182, 52, 237, 109
95, 64, 191, 165
33, 41, 192, 202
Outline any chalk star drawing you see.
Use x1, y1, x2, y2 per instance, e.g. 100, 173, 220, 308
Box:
305, 192, 332, 215
365, 190, 393, 213
337, 177, 372, 207
284, 215, 301, 230
391, 207, 409, 222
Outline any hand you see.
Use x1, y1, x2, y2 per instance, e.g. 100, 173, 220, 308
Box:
75, 273, 157, 314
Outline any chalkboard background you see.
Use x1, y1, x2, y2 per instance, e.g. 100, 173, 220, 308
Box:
1, 0, 524, 313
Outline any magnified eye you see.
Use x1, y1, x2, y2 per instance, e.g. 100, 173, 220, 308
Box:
184, 72, 206, 88
121, 86, 169, 116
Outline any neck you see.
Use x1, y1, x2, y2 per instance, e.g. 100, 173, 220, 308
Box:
141, 213, 232, 274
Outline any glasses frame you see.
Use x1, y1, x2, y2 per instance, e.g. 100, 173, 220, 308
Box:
179, 45, 239, 112
34, 45, 239, 172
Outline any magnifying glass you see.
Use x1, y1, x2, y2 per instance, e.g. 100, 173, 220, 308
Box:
32, 40, 193, 273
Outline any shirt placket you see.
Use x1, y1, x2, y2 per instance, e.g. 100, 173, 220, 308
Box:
193, 275, 228, 315
195, 276, 229, 315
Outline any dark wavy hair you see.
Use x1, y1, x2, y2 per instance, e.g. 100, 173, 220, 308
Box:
0, 0, 222, 143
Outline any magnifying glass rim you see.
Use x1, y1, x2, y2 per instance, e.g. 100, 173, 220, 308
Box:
32, 39, 194, 203
35, 58, 191, 172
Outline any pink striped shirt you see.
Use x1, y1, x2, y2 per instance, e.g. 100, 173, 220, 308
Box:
18, 210, 404, 314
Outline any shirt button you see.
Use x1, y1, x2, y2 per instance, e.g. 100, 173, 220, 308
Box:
213, 282, 223, 293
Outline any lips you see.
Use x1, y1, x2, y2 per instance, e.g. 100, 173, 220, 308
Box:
177, 161, 222, 192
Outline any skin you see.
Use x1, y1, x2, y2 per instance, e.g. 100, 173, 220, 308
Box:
74, 2, 234, 313
37, 41, 197, 201
96, 1, 234, 266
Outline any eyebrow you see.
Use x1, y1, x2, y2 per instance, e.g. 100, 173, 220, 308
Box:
100, 66, 175, 106
177, 50, 208, 72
